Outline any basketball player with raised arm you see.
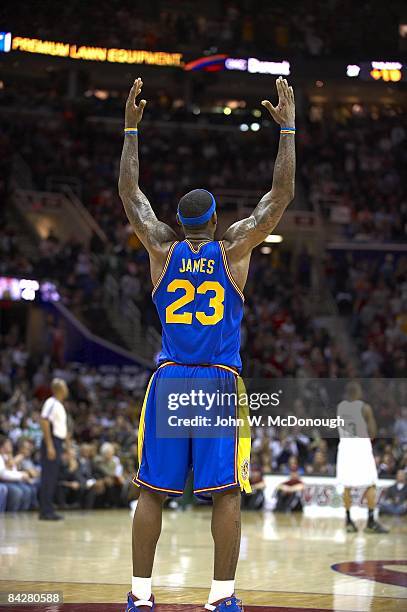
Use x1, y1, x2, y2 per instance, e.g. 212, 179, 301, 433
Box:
119, 76, 295, 612
337, 381, 389, 534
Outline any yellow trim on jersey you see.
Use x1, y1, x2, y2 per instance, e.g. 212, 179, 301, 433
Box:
152, 241, 179, 297
136, 372, 156, 473
185, 239, 211, 253
157, 361, 177, 370
219, 241, 245, 302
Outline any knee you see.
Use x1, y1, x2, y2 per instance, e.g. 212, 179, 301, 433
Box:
6, 485, 23, 511
213, 487, 241, 506
21, 485, 32, 508
139, 487, 166, 506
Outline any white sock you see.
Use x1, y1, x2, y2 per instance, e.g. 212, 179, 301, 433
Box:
132, 576, 152, 600
208, 580, 235, 604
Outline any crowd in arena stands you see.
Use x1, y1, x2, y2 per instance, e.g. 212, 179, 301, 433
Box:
3, 0, 400, 57
0, 331, 143, 512
1, 96, 352, 379
301, 108, 407, 242
1, 94, 405, 244
1, 113, 281, 221
1, 325, 407, 512
1, 76, 406, 512
0, 206, 354, 381
1, 98, 406, 380
5, 213, 404, 385
242, 249, 353, 378
379, 470, 407, 516
325, 251, 407, 378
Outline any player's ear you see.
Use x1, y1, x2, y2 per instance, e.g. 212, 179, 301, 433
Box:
211, 212, 217, 226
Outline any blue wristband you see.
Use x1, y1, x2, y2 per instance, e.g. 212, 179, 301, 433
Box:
280, 126, 296, 134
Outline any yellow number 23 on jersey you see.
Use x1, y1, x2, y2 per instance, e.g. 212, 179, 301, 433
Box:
165, 279, 225, 326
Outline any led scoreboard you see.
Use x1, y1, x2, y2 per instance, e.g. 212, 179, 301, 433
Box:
347, 61, 405, 82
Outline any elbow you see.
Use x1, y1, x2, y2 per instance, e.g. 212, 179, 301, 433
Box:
118, 179, 139, 202
118, 173, 131, 199
287, 184, 295, 204
118, 185, 133, 204
282, 178, 295, 205
271, 184, 295, 208
275, 190, 295, 211
281, 191, 295, 209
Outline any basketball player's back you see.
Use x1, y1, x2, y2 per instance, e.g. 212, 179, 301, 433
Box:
153, 239, 244, 371
337, 399, 370, 440
336, 382, 389, 534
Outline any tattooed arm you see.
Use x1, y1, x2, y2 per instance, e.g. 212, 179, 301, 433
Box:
118, 78, 177, 282
222, 77, 296, 290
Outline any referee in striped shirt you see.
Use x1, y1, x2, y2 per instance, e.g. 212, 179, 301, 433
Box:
39, 378, 69, 520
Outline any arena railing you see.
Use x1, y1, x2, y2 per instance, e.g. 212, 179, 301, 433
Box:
61, 184, 108, 245
103, 273, 160, 362
12, 188, 94, 245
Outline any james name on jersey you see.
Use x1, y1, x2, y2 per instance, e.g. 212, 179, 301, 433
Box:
179, 258, 215, 274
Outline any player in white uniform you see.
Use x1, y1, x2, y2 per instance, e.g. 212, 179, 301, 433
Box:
336, 381, 389, 533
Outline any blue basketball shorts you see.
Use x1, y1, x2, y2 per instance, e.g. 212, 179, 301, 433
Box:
133, 362, 251, 497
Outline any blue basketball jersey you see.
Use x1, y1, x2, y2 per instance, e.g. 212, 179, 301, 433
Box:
153, 240, 244, 370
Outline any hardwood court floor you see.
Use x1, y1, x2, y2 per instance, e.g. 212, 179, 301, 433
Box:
0, 508, 406, 611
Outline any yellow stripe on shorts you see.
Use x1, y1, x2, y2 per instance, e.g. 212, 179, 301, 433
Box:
136, 372, 156, 473
237, 376, 252, 493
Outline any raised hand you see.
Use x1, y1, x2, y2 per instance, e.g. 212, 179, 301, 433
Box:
125, 78, 147, 128
261, 76, 295, 127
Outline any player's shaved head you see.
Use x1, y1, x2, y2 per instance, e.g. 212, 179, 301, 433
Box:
345, 381, 362, 401
177, 189, 217, 231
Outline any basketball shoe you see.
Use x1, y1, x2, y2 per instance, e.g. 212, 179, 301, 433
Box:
126, 592, 155, 611
364, 520, 389, 534
205, 595, 243, 612
346, 518, 358, 533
